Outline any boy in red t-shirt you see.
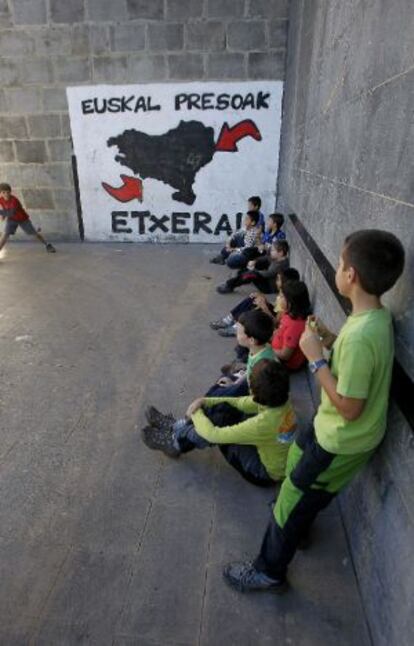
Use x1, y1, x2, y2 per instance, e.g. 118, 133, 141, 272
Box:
0, 183, 56, 254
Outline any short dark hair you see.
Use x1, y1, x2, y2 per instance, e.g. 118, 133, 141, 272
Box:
343, 229, 405, 296
250, 359, 290, 407
238, 310, 274, 344
246, 210, 259, 226
273, 239, 290, 256
0, 183, 11, 192
282, 280, 312, 320
248, 195, 261, 209
280, 267, 300, 284
269, 212, 284, 229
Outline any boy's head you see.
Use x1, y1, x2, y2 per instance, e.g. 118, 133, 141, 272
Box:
275, 267, 300, 291
250, 359, 290, 407
337, 229, 405, 297
270, 239, 289, 261
268, 212, 284, 231
0, 182, 12, 200
280, 280, 311, 320
236, 310, 274, 349
248, 196, 261, 212
244, 210, 259, 229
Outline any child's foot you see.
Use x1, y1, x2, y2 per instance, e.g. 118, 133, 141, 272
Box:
217, 284, 234, 294
145, 406, 175, 429
46, 243, 56, 253
210, 255, 225, 265
210, 319, 228, 330
223, 561, 287, 594
218, 325, 237, 337
141, 425, 180, 458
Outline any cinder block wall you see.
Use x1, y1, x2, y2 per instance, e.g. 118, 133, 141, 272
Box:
277, 2, 414, 644
0, 0, 289, 240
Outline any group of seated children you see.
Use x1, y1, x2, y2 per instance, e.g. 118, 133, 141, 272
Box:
140, 201, 405, 596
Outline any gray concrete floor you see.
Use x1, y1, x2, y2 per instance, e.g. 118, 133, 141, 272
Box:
0, 243, 370, 645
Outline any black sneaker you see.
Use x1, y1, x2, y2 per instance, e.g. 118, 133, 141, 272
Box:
141, 425, 180, 458
223, 561, 287, 594
210, 255, 225, 265
46, 243, 56, 253
218, 326, 236, 337
145, 406, 175, 429
209, 319, 230, 330
217, 284, 234, 294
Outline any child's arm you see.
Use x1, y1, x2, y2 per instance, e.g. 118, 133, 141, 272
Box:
273, 347, 294, 362
300, 323, 366, 421
192, 408, 265, 445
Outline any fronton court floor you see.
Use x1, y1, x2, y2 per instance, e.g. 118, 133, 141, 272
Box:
0, 243, 370, 645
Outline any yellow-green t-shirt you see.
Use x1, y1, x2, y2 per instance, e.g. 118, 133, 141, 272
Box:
314, 307, 394, 455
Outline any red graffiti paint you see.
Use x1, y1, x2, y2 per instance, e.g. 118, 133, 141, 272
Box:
102, 175, 143, 202
215, 120, 262, 152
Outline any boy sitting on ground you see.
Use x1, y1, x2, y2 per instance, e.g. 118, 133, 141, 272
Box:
210, 210, 261, 266
223, 229, 405, 593
0, 183, 56, 255
217, 240, 290, 294
142, 359, 296, 486
204, 309, 276, 398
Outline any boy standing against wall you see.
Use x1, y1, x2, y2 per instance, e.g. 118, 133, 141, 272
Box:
223, 229, 405, 593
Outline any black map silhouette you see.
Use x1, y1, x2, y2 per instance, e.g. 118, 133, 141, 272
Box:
107, 120, 216, 205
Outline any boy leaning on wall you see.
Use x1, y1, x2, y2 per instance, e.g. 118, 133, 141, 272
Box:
223, 229, 405, 593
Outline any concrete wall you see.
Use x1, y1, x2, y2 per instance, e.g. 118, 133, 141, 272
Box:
0, 0, 289, 240
278, 1, 414, 644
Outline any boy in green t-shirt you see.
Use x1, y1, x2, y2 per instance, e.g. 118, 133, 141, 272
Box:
143, 359, 296, 485
224, 229, 405, 593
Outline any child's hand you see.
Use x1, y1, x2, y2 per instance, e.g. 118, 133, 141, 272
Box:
253, 294, 268, 312
247, 260, 256, 270
300, 321, 324, 362
309, 316, 336, 348
186, 397, 205, 418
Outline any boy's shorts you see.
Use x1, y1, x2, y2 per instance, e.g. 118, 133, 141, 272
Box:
4, 218, 37, 236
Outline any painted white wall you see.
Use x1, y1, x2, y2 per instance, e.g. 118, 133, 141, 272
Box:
67, 81, 283, 242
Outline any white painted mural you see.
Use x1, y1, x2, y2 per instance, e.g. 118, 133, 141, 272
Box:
67, 81, 283, 242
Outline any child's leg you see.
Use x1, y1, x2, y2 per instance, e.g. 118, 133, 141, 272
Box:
230, 296, 255, 321
173, 402, 245, 453
205, 377, 249, 398
172, 418, 212, 453
219, 444, 274, 487
252, 429, 373, 580
227, 252, 248, 270
0, 231, 10, 252
19, 220, 55, 251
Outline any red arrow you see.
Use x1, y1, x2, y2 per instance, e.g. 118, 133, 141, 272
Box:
215, 119, 262, 152
102, 175, 143, 202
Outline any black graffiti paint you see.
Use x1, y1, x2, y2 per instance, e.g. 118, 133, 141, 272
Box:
81, 96, 161, 114
107, 121, 216, 205
174, 92, 270, 111
111, 211, 241, 236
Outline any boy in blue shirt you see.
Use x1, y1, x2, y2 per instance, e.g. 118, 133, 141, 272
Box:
223, 229, 405, 593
